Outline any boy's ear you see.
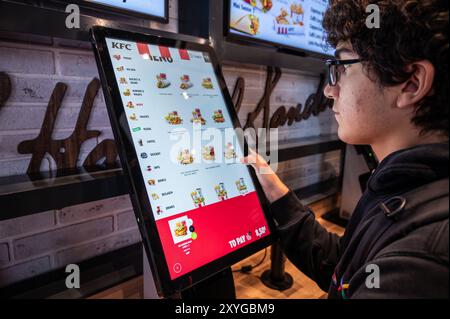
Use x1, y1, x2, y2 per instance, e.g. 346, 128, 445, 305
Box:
396, 60, 435, 109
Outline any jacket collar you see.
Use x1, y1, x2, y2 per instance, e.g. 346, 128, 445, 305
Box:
368, 142, 449, 194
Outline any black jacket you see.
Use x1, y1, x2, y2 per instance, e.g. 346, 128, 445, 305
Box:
270, 142, 449, 299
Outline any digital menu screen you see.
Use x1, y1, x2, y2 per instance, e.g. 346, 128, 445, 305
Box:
229, 0, 332, 56
105, 38, 270, 280
86, 0, 166, 19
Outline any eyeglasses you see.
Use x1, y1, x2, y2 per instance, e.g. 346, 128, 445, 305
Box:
326, 59, 361, 86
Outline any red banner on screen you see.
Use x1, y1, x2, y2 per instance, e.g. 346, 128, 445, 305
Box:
179, 49, 190, 61
155, 191, 269, 280
137, 43, 150, 57
159, 46, 171, 59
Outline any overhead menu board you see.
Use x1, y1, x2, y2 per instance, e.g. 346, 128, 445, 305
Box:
229, 0, 332, 56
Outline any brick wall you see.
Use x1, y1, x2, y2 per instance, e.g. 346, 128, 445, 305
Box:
0, 0, 339, 288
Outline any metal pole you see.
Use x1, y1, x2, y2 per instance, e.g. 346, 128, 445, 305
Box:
261, 242, 294, 291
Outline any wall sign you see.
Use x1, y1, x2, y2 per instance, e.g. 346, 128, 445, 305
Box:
0, 77, 118, 178
231, 66, 333, 130
16, 78, 118, 177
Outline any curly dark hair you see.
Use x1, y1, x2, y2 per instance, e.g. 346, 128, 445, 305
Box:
323, 0, 449, 136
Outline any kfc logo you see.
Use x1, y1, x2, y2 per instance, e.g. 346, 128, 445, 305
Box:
112, 42, 132, 50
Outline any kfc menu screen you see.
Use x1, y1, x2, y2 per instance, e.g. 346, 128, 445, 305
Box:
229, 0, 331, 55
105, 38, 270, 279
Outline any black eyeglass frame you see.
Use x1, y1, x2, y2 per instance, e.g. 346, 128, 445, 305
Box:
326, 59, 362, 86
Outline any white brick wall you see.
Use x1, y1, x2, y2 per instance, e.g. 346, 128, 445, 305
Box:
0, 0, 339, 288
0, 196, 139, 288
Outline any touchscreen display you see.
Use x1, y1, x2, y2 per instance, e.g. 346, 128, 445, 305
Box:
229, 0, 331, 56
105, 38, 270, 280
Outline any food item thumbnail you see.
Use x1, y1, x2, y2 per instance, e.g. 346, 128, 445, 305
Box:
214, 183, 228, 201
202, 146, 216, 161
180, 75, 194, 90
276, 8, 290, 24
243, 0, 272, 12
191, 108, 206, 125
174, 221, 188, 237
290, 3, 305, 25
212, 109, 225, 123
236, 178, 248, 194
260, 0, 273, 12
177, 149, 194, 165
201, 78, 214, 89
165, 111, 183, 125
191, 189, 206, 207
152, 193, 160, 200
231, 14, 260, 36
224, 143, 237, 159
156, 73, 171, 88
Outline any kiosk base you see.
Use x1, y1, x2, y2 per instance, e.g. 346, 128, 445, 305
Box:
181, 267, 236, 299
261, 270, 294, 291
143, 247, 236, 299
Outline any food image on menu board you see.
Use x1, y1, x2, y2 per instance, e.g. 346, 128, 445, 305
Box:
191, 189, 206, 208
273, 4, 305, 35
129, 113, 138, 121
126, 101, 135, 108
290, 3, 305, 23
230, 13, 260, 35
191, 108, 206, 125
214, 183, 228, 201
201, 78, 214, 89
165, 111, 183, 125
273, 4, 305, 36
180, 75, 194, 90
174, 221, 188, 237
243, 0, 273, 12
156, 73, 171, 88
275, 8, 289, 24
177, 149, 194, 165
168, 216, 196, 244
152, 193, 160, 200
202, 146, 216, 161
212, 109, 225, 123
224, 142, 237, 159
236, 178, 249, 195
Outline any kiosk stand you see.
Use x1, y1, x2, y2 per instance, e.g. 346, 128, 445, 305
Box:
261, 241, 294, 291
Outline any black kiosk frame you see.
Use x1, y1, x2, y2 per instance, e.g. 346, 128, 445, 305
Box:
90, 26, 275, 298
